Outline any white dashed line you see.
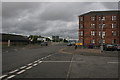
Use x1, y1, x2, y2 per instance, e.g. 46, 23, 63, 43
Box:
20, 66, 27, 69
2, 54, 53, 79
26, 66, 33, 70
9, 69, 19, 74
38, 61, 42, 63
27, 63, 33, 66
16, 70, 26, 74
6, 75, 16, 79
33, 63, 38, 66
42, 61, 85, 63
0, 75, 7, 79
33, 61, 38, 63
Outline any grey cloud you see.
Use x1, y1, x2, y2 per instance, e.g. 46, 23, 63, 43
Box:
2, 2, 118, 39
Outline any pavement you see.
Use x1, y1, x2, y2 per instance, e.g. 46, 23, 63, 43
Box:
62, 46, 119, 57
1, 43, 119, 80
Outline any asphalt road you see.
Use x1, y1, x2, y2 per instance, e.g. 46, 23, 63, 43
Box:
1, 44, 119, 80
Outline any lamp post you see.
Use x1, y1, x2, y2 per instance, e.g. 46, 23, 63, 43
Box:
100, 18, 104, 53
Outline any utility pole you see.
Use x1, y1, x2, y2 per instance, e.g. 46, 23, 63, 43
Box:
100, 18, 104, 53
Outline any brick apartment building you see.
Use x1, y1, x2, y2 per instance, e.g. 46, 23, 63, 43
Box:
78, 10, 120, 46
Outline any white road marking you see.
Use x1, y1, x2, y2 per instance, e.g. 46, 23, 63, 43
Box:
16, 70, 26, 74
33, 63, 38, 66
2, 53, 54, 79
42, 61, 85, 63
41, 58, 44, 60
6, 75, 16, 79
26, 66, 33, 70
0, 75, 7, 79
33, 61, 38, 63
20, 66, 27, 69
66, 54, 74, 79
9, 69, 19, 74
107, 62, 119, 64
38, 61, 42, 63
27, 63, 33, 66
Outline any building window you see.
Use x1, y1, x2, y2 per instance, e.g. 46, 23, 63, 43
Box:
91, 31, 95, 36
80, 31, 83, 36
99, 24, 105, 28
112, 39, 117, 44
112, 24, 117, 28
102, 32, 105, 38
99, 17, 101, 21
91, 24, 95, 29
80, 39, 83, 43
112, 16, 116, 21
98, 40, 101, 44
98, 24, 101, 28
79, 24, 83, 29
102, 24, 106, 28
99, 32, 101, 36
102, 40, 105, 43
102, 16, 105, 21
80, 17, 83, 21
91, 39, 95, 44
91, 16, 95, 21
112, 31, 117, 36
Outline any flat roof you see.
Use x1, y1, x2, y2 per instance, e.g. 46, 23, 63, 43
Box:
79, 10, 120, 16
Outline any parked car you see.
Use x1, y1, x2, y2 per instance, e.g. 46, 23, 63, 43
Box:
88, 43, 94, 49
41, 41, 48, 46
67, 40, 76, 46
105, 44, 115, 51
116, 44, 120, 51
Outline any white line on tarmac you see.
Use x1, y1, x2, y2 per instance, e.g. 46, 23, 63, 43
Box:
26, 66, 33, 70
16, 70, 26, 74
27, 63, 33, 66
107, 62, 119, 64
9, 69, 19, 74
2, 53, 54, 79
20, 66, 27, 69
6, 75, 16, 79
34, 60, 38, 63
0, 75, 7, 79
38, 61, 42, 63
42, 61, 85, 63
33, 63, 38, 66
66, 54, 74, 79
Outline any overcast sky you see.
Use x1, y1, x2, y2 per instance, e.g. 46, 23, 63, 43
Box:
2, 2, 119, 39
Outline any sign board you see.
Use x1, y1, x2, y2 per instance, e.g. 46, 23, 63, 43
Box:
76, 43, 83, 45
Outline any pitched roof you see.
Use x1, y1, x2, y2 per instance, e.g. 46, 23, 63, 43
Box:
79, 10, 120, 16
0, 33, 29, 41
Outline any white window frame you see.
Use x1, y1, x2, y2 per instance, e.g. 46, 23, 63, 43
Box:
91, 24, 95, 28
112, 31, 117, 36
102, 24, 106, 28
80, 17, 83, 21
91, 31, 95, 36
103, 40, 105, 43
99, 32, 101, 36
91, 16, 95, 21
102, 16, 105, 21
112, 16, 116, 21
80, 24, 83, 29
112, 24, 117, 28
80, 31, 83, 36
91, 39, 95, 44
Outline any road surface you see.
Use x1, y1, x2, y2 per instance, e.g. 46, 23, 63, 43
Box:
1, 43, 119, 80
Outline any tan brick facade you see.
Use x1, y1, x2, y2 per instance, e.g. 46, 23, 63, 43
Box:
79, 11, 120, 46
